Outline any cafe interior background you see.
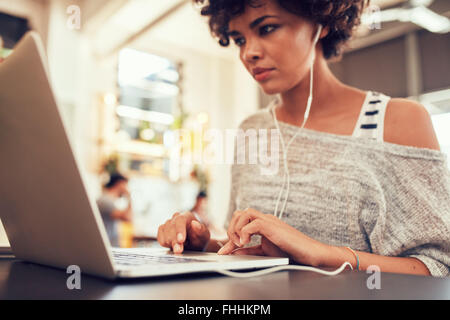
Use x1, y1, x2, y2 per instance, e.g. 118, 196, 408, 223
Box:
0, 0, 449, 248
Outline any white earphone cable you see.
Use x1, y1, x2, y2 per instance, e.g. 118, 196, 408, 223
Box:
273, 25, 322, 220
272, 105, 288, 218
221, 26, 354, 279
216, 261, 352, 278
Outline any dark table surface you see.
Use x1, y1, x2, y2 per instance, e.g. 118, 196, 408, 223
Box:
1, 257, 449, 300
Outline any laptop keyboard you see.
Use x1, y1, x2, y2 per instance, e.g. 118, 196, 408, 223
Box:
112, 251, 209, 266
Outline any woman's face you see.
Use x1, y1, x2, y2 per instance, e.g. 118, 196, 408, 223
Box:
228, 0, 319, 95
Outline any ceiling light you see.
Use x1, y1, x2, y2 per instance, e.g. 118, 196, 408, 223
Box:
408, 6, 450, 33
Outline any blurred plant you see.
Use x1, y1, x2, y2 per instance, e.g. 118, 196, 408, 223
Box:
103, 153, 120, 176
171, 110, 189, 130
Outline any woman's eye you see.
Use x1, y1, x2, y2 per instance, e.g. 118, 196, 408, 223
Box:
259, 25, 278, 35
233, 38, 245, 47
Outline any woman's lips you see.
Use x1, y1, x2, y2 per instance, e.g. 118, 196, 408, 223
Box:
253, 68, 275, 82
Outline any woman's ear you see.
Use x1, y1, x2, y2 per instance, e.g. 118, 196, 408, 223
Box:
320, 26, 330, 39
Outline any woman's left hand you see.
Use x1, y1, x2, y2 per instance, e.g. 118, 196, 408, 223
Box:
217, 208, 330, 267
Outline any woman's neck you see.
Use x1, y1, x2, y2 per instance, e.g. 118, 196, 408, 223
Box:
277, 53, 346, 125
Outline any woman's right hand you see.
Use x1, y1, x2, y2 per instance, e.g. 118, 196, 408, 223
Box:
157, 211, 210, 254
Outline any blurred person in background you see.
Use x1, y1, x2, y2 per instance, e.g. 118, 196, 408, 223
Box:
97, 173, 133, 247
191, 191, 226, 240
191, 191, 209, 227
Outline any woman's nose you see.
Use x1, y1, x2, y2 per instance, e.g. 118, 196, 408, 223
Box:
242, 39, 263, 62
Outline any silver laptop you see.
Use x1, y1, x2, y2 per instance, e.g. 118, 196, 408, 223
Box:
0, 32, 288, 279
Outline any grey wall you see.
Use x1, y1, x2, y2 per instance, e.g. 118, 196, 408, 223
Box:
330, 30, 450, 98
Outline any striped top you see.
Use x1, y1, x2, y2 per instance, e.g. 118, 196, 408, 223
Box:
352, 91, 390, 141
227, 91, 450, 277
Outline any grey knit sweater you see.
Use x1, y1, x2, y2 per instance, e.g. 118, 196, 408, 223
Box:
227, 107, 450, 277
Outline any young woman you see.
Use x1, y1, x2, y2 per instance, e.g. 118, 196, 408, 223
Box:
157, 0, 450, 277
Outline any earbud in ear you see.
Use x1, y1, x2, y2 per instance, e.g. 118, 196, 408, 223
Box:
311, 25, 323, 64
314, 25, 323, 46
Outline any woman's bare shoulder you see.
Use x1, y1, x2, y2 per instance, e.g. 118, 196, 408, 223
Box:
384, 98, 440, 150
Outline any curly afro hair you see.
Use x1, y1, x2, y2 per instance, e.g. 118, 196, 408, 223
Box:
193, 0, 369, 59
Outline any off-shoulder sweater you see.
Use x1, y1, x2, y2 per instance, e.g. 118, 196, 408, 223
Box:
227, 92, 450, 277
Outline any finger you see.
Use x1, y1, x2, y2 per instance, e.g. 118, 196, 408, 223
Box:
240, 220, 264, 246
191, 220, 202, 233
174, 215, 188, 244
229, 209, 263, 246
184, 220, 209, 249
231, 245, 264, 256
228, 211, 244, 247
190, 220, 210, 243
190, 220, 207, 239
157, 225, 164, 245
217, 240, 237, 255
167, 220, 180, 251
234, 213, 255, 242
172, 240, 184, 254
158, 224, 168, 247
167, 212, 181, 245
